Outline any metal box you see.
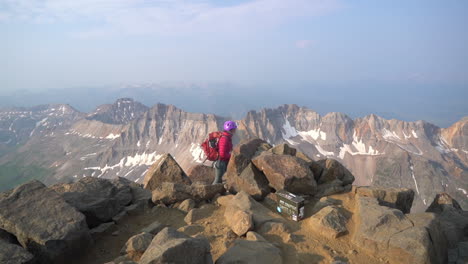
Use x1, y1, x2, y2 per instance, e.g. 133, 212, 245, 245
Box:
275, 190, 305, 221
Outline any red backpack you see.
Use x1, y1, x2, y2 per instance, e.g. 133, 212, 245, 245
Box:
201, 131, 224, 162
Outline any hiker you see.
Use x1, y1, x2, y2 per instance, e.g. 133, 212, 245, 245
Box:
212, 121, 237, 184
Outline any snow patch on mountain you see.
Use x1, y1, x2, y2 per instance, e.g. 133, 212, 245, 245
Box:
315, 144, 334, 157
137, 140, 141, 147
190, 143, 205, 163
84, 151, 161, 177
338, 133, 381, 159
409, 165, 421, 196
457, 188, 468, 198
382, 128, 401, 141
298, 128, 327, 141
281, 118, 298, 139
105, 133, 120, 139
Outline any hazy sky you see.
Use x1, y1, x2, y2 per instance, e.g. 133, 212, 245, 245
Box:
1, 0, 468, 92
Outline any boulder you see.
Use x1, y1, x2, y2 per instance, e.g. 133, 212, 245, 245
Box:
268, 143, 297, 156
178, 199, 196, 213
308, 206, 348, 239
296, 151, 314, 165
188, 165, 215, 185
120, 232, 153, 261
256, 221, 292, 243
0, 228, 18, 244
252, 152, 317, 195
426, 193, 468, 249
315, 179, 351, 198
143, 153, 191, 191
140, 221, 166, 236
0, 180, 92, 264
225, 139, 271, 192
355, 186, 415, 214
426, 192, 463, 214
353, 197, 441, 264
0, 239, 35, 264
246, 231, 267, 242
317, 159, 354, 185
224, 209, 254, 236
139, 227, 212, 264
309, 161, 325, 182
90, 222, 116, 238
215, 239, 282, 264
227, 162, 270, 200
54, 177, 133, 227
191, 183, 225, 202
123, 179, 152, 208
151, 182, 192, 205
226, 191, 280, 227
184, 205, 215, 225
311, 197, 342, 214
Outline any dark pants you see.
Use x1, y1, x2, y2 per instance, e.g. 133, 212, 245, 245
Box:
212, 160, 228, 184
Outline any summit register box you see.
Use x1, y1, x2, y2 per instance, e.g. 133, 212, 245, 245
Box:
275, 190, 305, 221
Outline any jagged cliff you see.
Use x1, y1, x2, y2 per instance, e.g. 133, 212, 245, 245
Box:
0, 99, 466, 212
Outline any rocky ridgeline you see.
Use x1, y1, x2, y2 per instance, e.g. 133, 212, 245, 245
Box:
1, 139, 467, 264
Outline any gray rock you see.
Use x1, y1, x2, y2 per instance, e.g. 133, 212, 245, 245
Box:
352, 197, 441, 264
246, 231, 267, 242
0, 228, 18, 244
315, 179, 349, 198
120, 232, 153, 261
151, 182, 192, 205
191, 183, 225, 202
228, 162, 270, 201
90, 222, 116, 237
143, 153, 191, 191
308, 206, 348, 238
252, 152, 317, 195
187, 165, 215, 185
317, 159, 354, 185
140, 221, 166, 235
184, 205, 215, 225
178, 199, 196, 213
225, 138, 271, 193
112, 211, 127, 224
0, 239, 35, 264
226, 191, 280, 227
55, 177, 132, 227
268, 143, 297, 156
224, 208, 254, 236
139, 227, 212, 264
426, 192, 463, 214
215, 239, 282, 264
355, 186, 415, 214
0, 180, 92, 264
425, 193, 468, 249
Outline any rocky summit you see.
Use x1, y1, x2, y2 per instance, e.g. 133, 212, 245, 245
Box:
0, 151, 466, 264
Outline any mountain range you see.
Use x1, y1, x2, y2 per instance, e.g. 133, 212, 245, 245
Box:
0, 98, 466, 212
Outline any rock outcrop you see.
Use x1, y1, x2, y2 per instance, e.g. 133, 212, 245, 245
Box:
188, 165, 215, 185
225, 139, 272, 199
252, 152, 317, 195
143, 153, 191, 191
216, 239, 282, 264
0, 180, 92, 264
139, 227, 212, 264
355, 186, 415, 214
308, 206, 348, 239
352, 196, 447, 264
53, 177, 133, 227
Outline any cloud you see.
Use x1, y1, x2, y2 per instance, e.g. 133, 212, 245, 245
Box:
295, 39, 313, 49
0, 0, 341, 37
